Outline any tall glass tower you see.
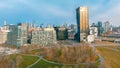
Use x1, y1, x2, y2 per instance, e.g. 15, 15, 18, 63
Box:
76, 7, 89, 42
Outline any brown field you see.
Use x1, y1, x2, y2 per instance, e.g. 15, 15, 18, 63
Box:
96, 46, 120, 68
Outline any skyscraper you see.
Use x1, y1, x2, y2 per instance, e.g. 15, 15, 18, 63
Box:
104, 21, 110, 32
97, 21, 104, 36
76, 7, 89, 42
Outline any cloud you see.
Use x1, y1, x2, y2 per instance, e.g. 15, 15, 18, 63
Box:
10, 0, 71, 18
0, 0, 26, 10
0, 0, 120, 26
89, 0, 120, 26
0, 2, 13, 9
41, 5, 71, 17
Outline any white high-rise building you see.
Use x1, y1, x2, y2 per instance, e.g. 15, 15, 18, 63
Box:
104, 21, 110, 32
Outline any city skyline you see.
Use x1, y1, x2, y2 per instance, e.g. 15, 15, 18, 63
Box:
0, 0, 120, 26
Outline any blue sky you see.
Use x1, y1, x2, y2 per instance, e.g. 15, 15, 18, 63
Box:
0, 0, 120, 26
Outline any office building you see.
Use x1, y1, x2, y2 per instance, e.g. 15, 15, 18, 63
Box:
31, 27, 57, 46
97, 21, 104, 36
54, 27, 68, 40
0, 21, 10, 44
76, 7, 89, 42
7, 23, 28, 46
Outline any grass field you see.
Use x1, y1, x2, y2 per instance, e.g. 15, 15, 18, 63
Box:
18, 55, 39, 68
0, 54, 39, 68
31, 59, 64, 68
96, 46, 120, 68
30, 58, 99, 68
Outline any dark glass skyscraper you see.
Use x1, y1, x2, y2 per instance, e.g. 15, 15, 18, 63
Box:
97, 21, 103, 36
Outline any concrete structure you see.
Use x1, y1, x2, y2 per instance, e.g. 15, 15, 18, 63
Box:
31, 27, 57, 46
87, 35, 95, 43
7, 23, 28, 46
76, 7, 89, 42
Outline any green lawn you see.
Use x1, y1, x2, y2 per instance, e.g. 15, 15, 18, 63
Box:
0, 54, 99, 68
31, 49, 43, 54
31, 59, 64, 68
19, 55, 39, 68
8, 54, 39, 68
30, 58, 98, 68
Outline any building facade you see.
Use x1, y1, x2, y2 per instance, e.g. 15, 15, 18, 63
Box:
54, 27, 68, 40
31, 27, 57, 46
0, 30, 9, 44
97, 21, 104, 36
76, 7, 89, 42
0, 21, 10, 44
7, 23, 28, 46
90, 26, 98, 38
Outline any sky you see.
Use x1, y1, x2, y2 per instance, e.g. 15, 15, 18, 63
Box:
0, 0, 120, 26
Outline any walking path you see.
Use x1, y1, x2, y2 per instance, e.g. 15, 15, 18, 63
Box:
89, 43, 104, 68
25, 43, 104, 68
26, 57, 41, 68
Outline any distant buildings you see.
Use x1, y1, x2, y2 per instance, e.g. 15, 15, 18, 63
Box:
6, 23, 57, 46
104, 21, 111, 32
76, 7, 89, 42
69, 24, 77, 34
112, 26, 120, 34
97, 21, 104, 36
67, 24, 77, 39
1, 6, 119, 45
